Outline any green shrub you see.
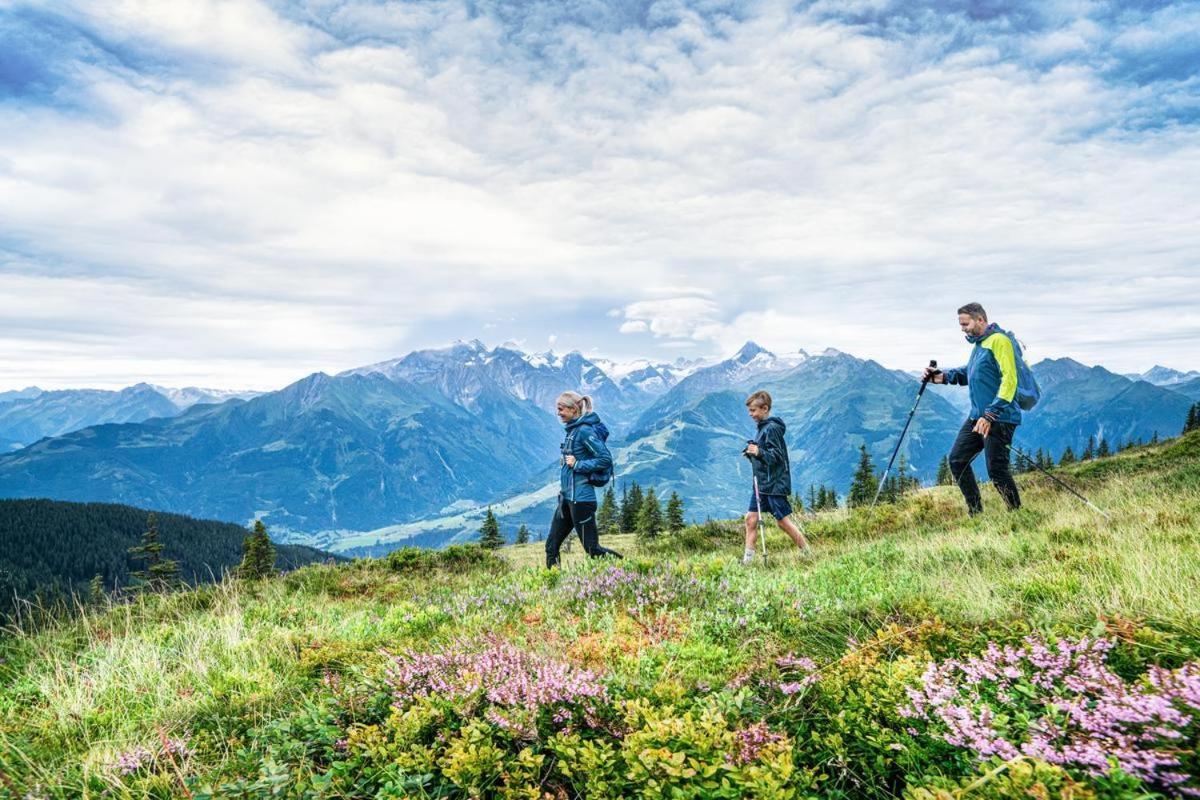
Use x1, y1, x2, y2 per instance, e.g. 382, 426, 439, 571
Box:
905, 757, 1149, 800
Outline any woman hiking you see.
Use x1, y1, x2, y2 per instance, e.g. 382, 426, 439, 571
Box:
545, 391, 623, 568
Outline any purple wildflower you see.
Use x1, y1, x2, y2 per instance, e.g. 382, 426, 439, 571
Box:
902, 635, 1200, 795
383, 638, 609, 738
730, 722, 786, 765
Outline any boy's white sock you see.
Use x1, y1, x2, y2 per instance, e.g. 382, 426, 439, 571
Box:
742, 548, 755, 564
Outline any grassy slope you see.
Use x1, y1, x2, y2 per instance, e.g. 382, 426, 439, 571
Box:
1, 431, 1198, 797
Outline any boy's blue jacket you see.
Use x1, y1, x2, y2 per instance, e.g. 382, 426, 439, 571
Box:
559, 411, 613, 503
749, 416, 792, 497
942, 323, 1022, 426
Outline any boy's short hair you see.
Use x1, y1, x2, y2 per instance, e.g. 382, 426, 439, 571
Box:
957, 302, 987, 321
745, 390, 772, 410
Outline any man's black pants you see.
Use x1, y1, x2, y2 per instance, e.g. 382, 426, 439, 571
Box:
545, 494, 623, 568
947, 418, 1021, 514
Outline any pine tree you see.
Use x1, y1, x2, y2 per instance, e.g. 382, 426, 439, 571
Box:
666, 492, 685, 532
815, 486, 828, 511
128, 512, 179, 592
1151, 430, 1160, 445
1059, 445, 1076, 465
1097, 437, 1111, 458
936, 456, 952, 486
479, 508, 504, 549
1186, 404, 1199, 435
597, 485, 619, 534
88, 574, 106, 605
1082, 435, 1096, 460
807, 484, 818, 512
515, 524, 531, 545
621, 483, 644, 534
638, 488, 664, 537
237, 519, 276, 580
848, 445, 877, 508
824, 486, 839, 510
881, 474, 898, 504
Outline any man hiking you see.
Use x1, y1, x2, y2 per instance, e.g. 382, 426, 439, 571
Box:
924, 302, 1022, 515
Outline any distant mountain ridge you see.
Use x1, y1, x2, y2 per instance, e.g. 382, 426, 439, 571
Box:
0, 383, 261, 450
1125, 365, 1200, 386
1024, 358, 1194, 455
0, 341, 1194, 553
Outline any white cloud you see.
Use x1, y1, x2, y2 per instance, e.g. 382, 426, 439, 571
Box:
1, 0, 1199, 388
620, 297, 722, 340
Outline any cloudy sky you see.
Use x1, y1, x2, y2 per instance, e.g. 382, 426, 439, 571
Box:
2, 0, 1198, 391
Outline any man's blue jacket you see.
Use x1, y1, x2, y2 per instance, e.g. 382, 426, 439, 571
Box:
942, 323, 1022, 426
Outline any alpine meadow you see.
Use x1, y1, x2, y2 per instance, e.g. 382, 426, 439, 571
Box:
2, 431, 1200, 797
3, 0, 1200, 798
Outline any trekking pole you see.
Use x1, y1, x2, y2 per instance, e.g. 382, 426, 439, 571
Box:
753, 475, 768, 565
873, 360, 937, 507
1006, 443, 1111, 520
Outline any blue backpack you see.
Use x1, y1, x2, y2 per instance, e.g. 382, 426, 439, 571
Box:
584, 421, 613, 487
1000, 328, 1042, 411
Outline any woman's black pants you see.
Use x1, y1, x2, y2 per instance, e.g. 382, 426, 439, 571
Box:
545, 494, 623, 568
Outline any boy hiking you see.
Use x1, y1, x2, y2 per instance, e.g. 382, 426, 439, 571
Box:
742, 391, 809, 564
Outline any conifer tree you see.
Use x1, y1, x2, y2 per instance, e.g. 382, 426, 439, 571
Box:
621, 482, 644, 534
1186, 404, 1199, 435
936, 456, 952, 486
638, 487, 664, 537
1059, 445, 1076, 465
815, 486, 828, 511
478, 508, 504, 549
237, 519, 276, 580
807, 484, 818, 512
1082, 435, 1096, 460
824, 486, 839, 510
88, 574, 106, 605
597, 485, 619, 534
848, 445, 877, 508
666, 492, 685, 532
1097, 437, 1111, 458
129, 512, 179, 592
1151, 430, 1160, 445
515, 524, 530, 545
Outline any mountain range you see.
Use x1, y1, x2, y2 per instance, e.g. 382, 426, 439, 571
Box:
0, 384, 260, 451
0, 342, 1194, 553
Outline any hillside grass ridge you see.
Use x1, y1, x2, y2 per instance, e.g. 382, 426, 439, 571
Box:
1, 431, 1198, 798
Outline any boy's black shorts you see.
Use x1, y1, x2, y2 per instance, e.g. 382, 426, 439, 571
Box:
747, 493, 792, 520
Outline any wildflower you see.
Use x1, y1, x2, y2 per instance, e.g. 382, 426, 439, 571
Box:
112, 745, 153, 775
902, 635, 1200, 795
730, 722, 785, 765
383, 638, 608, 738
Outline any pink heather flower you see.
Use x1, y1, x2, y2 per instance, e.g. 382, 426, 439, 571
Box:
383, 638, 608, 739
729, 722, 785, 766
902, 635, 1200, 796
112, 746, 153, 775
